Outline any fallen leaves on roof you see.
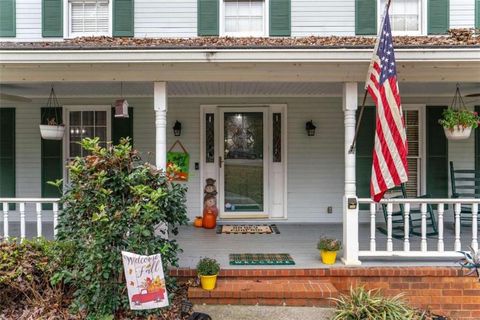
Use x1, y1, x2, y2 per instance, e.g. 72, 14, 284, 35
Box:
1, 29, 479, 49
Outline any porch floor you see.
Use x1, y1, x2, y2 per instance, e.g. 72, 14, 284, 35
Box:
174, 222, 473, 269
2, 221, 474, 268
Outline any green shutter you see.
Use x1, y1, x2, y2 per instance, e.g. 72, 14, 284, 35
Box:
113, 0, 134, 37
428, 0, 449, 35
355, 0, 376, 35
426, 106, 448, 200
356, 106, 375, 208
41, 108, 63, 209
0, 108, 15, 211
197, 0, 219, 36
269, 0, 290, 36
476, 0, 480, 29
42, 0, 62, 37
0, 0, 15, 37
111, 107, 134, 145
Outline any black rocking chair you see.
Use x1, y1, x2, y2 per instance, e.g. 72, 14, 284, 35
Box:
378, 184, 438, 239
449, 161, 480, 226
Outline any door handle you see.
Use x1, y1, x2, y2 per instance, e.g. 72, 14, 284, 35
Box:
219, 156, 224, 168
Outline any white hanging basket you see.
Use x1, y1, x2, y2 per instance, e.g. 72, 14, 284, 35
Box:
39, 124, 65, 140
443, 125, 472, 141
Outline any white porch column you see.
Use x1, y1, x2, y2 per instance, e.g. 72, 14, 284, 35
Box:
342, 82, 361, 266
154, 82, 168, 170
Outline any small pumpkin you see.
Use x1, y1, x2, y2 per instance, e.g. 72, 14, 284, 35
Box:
194, 216, 203, 228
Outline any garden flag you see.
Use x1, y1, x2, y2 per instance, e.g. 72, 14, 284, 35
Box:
122, 251, 169, 310
365, 2, 408, 202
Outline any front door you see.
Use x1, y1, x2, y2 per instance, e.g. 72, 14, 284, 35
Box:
219, 108, 268, 218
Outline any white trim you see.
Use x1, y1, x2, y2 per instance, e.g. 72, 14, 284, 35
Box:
65, 0, 112, 39
377, 0, 427, 36
220, 0, 269, 37
62, 105, 112, 183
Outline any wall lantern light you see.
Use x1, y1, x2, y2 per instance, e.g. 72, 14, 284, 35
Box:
173, 120, 182, 136
306, 120, 316, 136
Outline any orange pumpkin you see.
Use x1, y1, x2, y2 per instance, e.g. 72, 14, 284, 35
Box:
202, 209, 217, 229
194, 216, 203, 228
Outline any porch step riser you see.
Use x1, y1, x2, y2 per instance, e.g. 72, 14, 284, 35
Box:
188, 279, 338, 307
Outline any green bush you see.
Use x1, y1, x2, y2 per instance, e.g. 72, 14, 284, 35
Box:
196, 258, 220, 276
53, 138, 188, 318
332, 287, 420, 320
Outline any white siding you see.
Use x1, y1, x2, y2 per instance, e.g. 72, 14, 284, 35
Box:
134, 0, 197, 37
291, 0, 355, 36
2, 95, 477, 224
450, 0, 475, 29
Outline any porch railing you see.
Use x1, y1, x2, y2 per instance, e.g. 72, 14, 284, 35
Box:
1, 198, 60, 240
358, 198, 479, 259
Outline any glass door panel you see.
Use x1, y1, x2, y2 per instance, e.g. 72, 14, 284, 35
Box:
223, 112, 264, 213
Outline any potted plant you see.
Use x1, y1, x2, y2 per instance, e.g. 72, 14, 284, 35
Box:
39, 87, 65, 140
196, 257, 220, 291
439, 84, 480, 141
317, 236, 342, 265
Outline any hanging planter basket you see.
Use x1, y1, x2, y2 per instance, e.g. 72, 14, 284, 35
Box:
439, 84, 479, 141
39, 87, 65, 140
443, 126, 472, 141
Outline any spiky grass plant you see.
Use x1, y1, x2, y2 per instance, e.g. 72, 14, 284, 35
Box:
331, 286, 421, 320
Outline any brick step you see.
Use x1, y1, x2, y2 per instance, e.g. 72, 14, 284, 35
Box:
188, 279, 339, 306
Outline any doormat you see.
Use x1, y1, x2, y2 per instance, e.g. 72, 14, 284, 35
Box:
216, 224, 280, 234
229, 253, 295, 265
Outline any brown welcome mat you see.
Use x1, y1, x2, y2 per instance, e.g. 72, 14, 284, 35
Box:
216, 224, 280, 234
229, 253, 295, 265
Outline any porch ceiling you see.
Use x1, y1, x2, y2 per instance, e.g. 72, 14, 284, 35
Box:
1, 81, 480, 100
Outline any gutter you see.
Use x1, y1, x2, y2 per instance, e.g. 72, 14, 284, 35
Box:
1, 47, 479, 64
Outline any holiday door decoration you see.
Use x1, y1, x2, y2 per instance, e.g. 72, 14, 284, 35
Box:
122, 251, 169, 310
203, 178, 218, 228
167, 140, 189, 181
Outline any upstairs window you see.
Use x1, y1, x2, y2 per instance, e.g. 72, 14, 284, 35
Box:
223, 0, 266, 36
69, 0, 110, 37
380, 0, 422, 35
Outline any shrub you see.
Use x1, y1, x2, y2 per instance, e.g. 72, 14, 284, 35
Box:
332, 287, 420, 320
196, 258, 220, 276
53, 138, 188, 318
0, 238, 76, 319
438, 108, 480, 130
317, 237, 342, 251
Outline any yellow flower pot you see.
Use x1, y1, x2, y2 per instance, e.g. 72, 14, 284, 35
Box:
320, 250, 337, 265
200, 274, 218, 291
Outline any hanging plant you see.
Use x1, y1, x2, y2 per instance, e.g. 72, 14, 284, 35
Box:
39, 87, 65, 140
439, 84, 480, 141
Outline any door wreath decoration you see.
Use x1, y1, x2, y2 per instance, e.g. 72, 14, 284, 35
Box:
167, 140, 190, 181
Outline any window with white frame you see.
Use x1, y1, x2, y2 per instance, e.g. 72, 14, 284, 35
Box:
67, 108, 110, 159
223, 0, 266, 36
380, 0, 422, 35
69, 0, 110, 37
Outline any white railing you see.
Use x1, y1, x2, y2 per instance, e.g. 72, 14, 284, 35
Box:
1, 198, 60, 240
358, 198, 480, 259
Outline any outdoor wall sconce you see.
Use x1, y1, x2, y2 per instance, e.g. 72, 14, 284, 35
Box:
306, 120, 316, 136
173, 121, 182, 136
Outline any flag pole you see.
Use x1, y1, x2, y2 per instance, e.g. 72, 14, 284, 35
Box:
347, 0, 392, 154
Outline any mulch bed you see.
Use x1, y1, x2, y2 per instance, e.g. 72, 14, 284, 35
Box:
1, 29, 478, 50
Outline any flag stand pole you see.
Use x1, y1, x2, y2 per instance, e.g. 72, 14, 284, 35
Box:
348, 90, 368, 154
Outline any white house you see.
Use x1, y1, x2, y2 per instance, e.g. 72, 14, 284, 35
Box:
0, 0, 479, 266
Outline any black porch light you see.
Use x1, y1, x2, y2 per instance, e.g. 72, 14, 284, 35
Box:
306, 120, 316, 136
173, 120, 182, 136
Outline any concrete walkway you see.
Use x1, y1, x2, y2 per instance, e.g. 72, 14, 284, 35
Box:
194, 305, 335, 320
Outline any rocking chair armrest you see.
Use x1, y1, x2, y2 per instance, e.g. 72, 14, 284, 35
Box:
451, 193, 460, 199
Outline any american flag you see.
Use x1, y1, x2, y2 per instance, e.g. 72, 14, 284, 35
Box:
365, 4, 408, 202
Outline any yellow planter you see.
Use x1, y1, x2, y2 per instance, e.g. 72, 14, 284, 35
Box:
200, 274, 218, 291
320, 250, 337, 265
